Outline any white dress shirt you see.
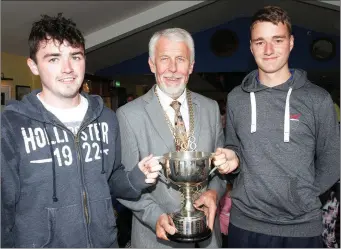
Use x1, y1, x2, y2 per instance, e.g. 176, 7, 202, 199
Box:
156, 85, 190, 134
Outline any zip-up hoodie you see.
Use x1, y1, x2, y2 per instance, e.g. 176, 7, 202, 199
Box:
226, 69, 340, 237
1, 90, 149, 248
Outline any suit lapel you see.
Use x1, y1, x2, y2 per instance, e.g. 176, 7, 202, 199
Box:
144, 86, 174, 151
191, 91, 201, 148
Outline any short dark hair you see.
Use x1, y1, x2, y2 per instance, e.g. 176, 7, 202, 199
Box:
251, 6, 292, 35
28, 13, 85, 62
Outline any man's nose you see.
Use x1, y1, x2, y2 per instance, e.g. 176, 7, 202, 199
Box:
264, 42, 274, 55
62, 59, 74, 73
168, 60, 177, 73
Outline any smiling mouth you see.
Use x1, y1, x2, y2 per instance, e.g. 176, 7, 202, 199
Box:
59, 77, 76, 82
263, 57, 277, 61
164, 77, 181, 81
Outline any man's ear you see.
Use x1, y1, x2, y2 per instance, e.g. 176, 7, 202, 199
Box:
189, 61, 195, 75
148, 57, 156, 73
27, 58, 39, 76
289, 35, 294, 51
250, 40, 254, 56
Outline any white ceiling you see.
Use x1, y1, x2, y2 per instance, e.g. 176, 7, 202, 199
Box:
1, 1, 207, 56
2, 0, 340, 74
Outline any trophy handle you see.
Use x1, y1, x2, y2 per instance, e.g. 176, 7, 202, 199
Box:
153, 156, 169, 184
209, 166, 218, 176
208, 153, 218, 176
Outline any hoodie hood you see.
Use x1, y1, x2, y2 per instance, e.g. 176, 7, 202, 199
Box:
4, 89, 104, 125
240, 69, 309, 142
241, 69, 308, 93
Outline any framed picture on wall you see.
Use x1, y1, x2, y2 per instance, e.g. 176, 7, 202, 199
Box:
16, 85, 31, 100
1, 85, 12, 105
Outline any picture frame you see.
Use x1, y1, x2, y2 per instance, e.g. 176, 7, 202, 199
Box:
16, 85, 31, 100
1, 85, 12, 105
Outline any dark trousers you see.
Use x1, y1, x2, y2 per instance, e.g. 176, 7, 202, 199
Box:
228, 223, 323, 248
222, 234, 228, 248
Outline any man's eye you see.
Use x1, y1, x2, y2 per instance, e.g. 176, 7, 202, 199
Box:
49, 58, 58, 62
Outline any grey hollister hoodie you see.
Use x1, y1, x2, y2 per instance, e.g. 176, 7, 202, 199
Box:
226, 69, 340, 237
1, 90, 150, 248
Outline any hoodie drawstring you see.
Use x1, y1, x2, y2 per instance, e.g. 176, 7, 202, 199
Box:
43, 120, 105, 202
284, 87, 293, 142
249, 87, 293, 142
96, 119, 105, 174
43, 123, 59, 202
250, 92, 257, 133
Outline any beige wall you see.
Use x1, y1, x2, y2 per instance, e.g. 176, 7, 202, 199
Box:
1, 52, 41, 101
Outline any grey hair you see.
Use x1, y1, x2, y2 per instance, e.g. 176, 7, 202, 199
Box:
148, 28, 195, 63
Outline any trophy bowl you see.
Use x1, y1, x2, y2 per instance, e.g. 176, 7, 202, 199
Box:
162, 151, 212, 185
156, 151, 216, 243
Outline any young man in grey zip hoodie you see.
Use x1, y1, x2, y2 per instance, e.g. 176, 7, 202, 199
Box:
216, 6, 340, 248
1, 14, 162, 248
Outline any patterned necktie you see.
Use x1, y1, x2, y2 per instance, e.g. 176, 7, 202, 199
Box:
170, 101, 188, 151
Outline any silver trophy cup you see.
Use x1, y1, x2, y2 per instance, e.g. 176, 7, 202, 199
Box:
156, 151, 217, 243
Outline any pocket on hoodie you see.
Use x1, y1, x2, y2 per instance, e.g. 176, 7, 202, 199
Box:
237, 172, 307, 220
88, 197, 117, 247
41, 204, 87, 248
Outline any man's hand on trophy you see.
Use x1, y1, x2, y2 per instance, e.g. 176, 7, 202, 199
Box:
212, 148, 239, 174
156, 213, 178, 241
138, 154, 162, 184
193, 189, 217, 230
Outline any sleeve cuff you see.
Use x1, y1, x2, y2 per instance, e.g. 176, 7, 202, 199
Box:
127, 165, 150, 192
148, 209, 167, 232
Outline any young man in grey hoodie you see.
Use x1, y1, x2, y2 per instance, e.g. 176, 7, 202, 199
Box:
215, 5, 340, 248
1, 13, 162, 248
